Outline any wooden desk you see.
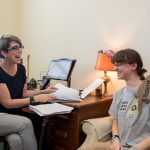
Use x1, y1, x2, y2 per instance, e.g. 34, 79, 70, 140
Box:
46, 96, 112, 150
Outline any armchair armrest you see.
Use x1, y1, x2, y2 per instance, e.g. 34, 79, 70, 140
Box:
78, 116, 112, 150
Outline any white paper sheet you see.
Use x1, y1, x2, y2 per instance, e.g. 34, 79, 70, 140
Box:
80, 78, 104, 99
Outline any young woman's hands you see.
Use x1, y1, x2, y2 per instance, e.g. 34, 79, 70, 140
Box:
111, 139, 122, 150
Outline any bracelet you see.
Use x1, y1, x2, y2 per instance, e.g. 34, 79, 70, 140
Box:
111, 135, 120, 142
29, 96, 36, 105
132, 146, 138, 150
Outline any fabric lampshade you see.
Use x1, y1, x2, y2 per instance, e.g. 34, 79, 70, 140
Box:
95, 51, 114, 71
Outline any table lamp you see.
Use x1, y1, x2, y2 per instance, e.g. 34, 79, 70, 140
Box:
95, 50, 114, 96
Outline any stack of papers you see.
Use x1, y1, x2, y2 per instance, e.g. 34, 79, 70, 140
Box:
52, 83, 81, 102
52, 78, 104, 102
29, 103, 74, 116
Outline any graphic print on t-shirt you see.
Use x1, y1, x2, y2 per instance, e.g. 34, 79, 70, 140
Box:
119, 101, 128, 112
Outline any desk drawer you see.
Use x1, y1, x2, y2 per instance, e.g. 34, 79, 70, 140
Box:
47, 127, 75, 150
47, 121, 74, 141
49, 114, 75, 128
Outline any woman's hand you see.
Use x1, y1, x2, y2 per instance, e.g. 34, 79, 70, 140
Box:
41, 86, 58, 94
111, 139, 122, 150
34, 94, 56, 103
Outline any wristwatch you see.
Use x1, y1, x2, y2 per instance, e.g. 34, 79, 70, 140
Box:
111, 135, 120, 142
29, 96, 36, 105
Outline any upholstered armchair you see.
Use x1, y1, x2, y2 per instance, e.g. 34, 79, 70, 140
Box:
78, 116, 112, 150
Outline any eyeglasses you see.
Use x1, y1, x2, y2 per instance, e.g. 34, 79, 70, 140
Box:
114, 62, 128, 68
7, 45, 24, 51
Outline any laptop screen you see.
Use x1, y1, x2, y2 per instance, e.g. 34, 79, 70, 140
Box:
47, 59, 74, 80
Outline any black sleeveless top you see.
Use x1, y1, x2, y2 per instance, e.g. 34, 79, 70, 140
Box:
0, 64, 26, 114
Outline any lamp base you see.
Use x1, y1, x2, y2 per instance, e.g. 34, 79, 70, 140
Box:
102, 71, 112, 97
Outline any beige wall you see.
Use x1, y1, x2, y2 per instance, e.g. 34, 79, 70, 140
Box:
20, 0, 150, 93
0, 0, 21, 36
1, 0, 150, 94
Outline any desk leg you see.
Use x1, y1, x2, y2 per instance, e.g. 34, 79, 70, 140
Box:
38, 116, 49, 150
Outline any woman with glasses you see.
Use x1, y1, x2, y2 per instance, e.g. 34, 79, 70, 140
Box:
0, 34, 57, 146
0, 35, 57, 113
79, 49, 150, 150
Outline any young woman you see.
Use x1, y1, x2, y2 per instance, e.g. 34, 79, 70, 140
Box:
109, 49, 150, 150
0, 113, 37, 150
79, 49, 150, 150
